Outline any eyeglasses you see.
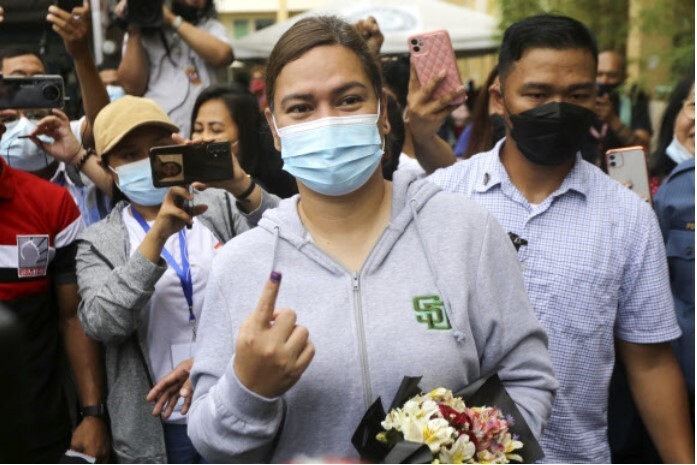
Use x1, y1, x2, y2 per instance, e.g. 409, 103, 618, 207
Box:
683, 98, 695, 119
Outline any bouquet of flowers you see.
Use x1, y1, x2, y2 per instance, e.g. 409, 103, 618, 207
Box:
378, 387, 522, 463
352, 375, 543, 464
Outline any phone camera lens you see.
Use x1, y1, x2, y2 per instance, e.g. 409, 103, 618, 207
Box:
609, 155, 616, 160
610, 161, 616, 167
42, 84, 60, 102
411, 39, 418, 45
413, 46, 420, 52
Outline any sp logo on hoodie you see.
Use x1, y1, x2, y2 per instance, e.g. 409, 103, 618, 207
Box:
413, 295, 451, 330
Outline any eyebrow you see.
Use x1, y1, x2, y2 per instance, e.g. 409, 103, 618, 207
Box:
520, 82, 595, 92
280, 81, 369, 108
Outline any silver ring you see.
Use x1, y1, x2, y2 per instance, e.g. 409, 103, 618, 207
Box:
73, 14, 82, 20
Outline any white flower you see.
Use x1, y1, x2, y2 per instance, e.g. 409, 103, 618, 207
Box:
438, 435, 476, 464
403, 417, 455, 454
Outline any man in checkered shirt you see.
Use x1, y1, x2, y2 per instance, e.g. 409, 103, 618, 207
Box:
405, 13, 694, 463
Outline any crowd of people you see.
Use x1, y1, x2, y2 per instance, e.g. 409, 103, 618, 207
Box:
0, 1, 693, 464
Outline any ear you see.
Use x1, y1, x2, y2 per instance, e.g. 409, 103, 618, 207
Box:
264, 107, 282, 152
379, 89, 391, 137
488, 76, 504, 116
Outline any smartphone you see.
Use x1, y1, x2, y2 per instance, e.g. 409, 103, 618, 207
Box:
149, 141, 234, 188
407, 29, 465, 106
56, 0, 84, 12
606, 146, 651, 204
0, 75, 65, 110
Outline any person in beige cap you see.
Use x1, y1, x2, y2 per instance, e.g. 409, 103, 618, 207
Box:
73, 95, 279, 463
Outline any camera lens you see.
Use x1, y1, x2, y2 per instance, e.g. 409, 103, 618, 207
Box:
609, 155, 616, 161
610, 161, 616, 167
411, 39, 418, 45
42, 84, 60, 102
413, 46, 420, 52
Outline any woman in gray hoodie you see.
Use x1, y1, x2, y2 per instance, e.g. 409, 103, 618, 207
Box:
188, 16, 558, 463
75, 96, 278, 463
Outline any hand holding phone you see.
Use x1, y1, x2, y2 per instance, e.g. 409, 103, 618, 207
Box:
149, 141, 234, 188
606, 146, 652, 203
408, 29, 465, 106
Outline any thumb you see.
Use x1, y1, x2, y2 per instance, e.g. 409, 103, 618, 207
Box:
253, 272, 282, 326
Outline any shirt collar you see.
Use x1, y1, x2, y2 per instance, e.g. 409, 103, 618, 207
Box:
0, 157, 16, 200
474, 138, 589, 199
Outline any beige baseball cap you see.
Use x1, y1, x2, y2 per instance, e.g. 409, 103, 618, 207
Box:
93, 95, 179, 157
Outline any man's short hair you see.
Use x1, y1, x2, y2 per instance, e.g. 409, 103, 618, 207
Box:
0, 46, 45, 68
498, 14, 598, 84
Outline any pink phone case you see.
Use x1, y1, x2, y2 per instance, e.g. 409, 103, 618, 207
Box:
408, 29, 465, 106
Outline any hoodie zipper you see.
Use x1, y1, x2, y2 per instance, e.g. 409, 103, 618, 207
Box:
352, 271, 373, 409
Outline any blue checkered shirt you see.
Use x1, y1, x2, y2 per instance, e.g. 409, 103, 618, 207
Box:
429, 139, 681, 463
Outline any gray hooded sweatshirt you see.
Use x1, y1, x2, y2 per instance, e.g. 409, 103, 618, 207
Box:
187, 171, 558, 463
76, 188, 279, 463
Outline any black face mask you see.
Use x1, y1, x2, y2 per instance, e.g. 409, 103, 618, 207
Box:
172, 2, 203, 24
508, 101, 596, 166
596, 82, 621, 97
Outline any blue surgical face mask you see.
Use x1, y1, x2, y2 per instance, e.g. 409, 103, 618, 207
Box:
110, 158, 168, 206
106, 85, 126, 102
666, 135, 694, 165
272, 103, 384, 196
0, 117, 55, 172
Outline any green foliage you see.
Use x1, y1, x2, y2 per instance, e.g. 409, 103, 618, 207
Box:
640, 0, 695, 80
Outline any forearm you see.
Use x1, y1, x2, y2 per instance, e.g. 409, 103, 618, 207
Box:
73, 54, 110, 129
620, 341, 694, 463
175, 22, 233, 67
57, 283, 103, 407
412, 132, 457, 174
118, 31, 148, 96
66, 147, 113, 196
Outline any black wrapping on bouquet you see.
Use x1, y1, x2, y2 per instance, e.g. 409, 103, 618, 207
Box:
351, 374, 544, 463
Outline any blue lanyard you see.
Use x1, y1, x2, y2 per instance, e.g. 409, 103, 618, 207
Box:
131, 207, 197, 338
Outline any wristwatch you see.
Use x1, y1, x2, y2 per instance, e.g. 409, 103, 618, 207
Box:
172, 15, 184, 31
80, 403, 107, 419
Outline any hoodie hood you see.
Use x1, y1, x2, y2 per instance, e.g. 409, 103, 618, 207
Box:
257, 169, 440, 275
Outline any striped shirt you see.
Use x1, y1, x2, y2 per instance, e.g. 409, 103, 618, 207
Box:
429, 139, 681, 463
0, 156, 83, 448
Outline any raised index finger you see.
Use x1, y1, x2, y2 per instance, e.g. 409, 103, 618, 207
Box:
254, 272, 282, 325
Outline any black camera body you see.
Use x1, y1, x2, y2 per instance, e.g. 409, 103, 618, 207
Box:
125, 0, 165, 29
0, 75, 65, 110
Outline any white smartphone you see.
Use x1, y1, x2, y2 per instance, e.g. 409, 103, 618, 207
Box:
605, 146, 651, 204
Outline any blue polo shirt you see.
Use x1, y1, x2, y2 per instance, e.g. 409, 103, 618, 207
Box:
428, 139, 681, 463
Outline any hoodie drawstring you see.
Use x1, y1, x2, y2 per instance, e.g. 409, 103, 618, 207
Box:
270, 225, 281, 274
409, 200, 465, 342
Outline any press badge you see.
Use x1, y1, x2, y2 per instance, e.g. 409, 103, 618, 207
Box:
17, 235, 50, 278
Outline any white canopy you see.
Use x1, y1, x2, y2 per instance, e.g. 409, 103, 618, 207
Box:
232, 0, 499, 60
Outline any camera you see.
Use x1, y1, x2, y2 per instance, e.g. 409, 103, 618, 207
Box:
119, 0, 165, 30
0, 75, 65, 110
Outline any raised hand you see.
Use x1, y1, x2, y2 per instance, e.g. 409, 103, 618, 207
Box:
354, 16, 384, 56
29, 109, 82, 163
233, 272, 315, 399
46, 3, 91, 58
406, 62, 466, 142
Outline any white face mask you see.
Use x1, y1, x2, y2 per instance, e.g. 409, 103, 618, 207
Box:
0, 117, 55, 172
666, 135, 694, 165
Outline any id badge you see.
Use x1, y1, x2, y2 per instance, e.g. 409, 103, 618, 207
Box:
170, 342, 193, 411
185, 65, 202, 85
